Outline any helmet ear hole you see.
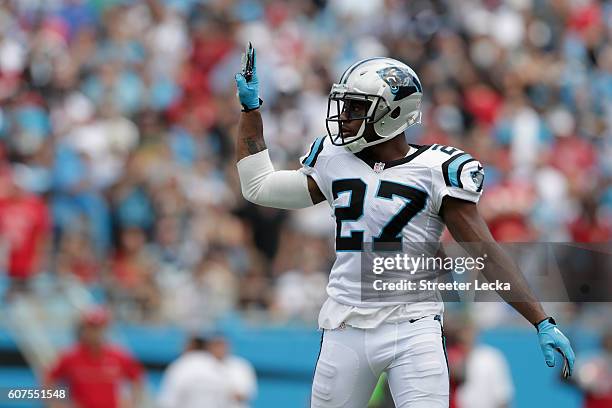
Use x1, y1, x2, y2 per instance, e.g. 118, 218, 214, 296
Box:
390, 107, 401, 119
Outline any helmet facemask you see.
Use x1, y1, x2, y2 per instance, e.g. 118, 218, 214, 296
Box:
325, 59, 423, 153
326, 84, 390, 147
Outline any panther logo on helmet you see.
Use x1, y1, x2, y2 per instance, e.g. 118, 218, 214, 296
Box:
326, 58, 424, 153
377, 66, 422, 101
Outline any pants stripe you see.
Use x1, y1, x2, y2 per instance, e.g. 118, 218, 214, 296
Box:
438, 318, 451, 407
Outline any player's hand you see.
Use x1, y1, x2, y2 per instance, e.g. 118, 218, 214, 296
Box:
536, 317, 575, 378
235, 45, 261, 111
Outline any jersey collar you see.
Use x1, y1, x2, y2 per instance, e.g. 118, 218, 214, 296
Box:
356, 144, 429, 171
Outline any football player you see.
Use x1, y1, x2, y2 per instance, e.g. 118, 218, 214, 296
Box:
234, 49, 575, 407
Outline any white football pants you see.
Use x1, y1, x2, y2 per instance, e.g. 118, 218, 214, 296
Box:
310, 316, 449, 408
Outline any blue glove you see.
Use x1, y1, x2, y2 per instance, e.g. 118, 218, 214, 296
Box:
536, 317, 575, 378
235, 47, 261, 111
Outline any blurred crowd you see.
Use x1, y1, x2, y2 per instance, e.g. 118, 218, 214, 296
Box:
0, 0, 611, 329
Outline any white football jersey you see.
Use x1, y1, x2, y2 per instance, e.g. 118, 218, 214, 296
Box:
300, 136, 484, 328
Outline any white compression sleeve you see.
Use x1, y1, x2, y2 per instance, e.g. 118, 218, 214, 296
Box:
236, 150, 314, 209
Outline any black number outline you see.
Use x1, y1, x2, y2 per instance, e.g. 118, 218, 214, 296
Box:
331, 179, 429, 252
431, 144, 459, 156
372, 181, 429, 251
332, 179, 367, 251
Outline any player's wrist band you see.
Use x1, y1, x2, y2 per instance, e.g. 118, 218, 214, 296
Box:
241, 98, 264, 112
534, 316, 556, 331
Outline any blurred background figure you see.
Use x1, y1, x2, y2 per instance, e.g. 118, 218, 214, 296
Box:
158, 332, 257, 408
447, 317, 514, 408
0, 165, 50, 299
157, 333, 224, 408
44, 307, 144, 408
574, 328, 612, 408
205, 333, 257, 408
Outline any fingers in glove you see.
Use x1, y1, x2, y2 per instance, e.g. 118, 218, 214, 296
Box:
235, 73, 246, 87
251, 48, 257, 76
543, 344, 556, 367
558, 343, 575, 377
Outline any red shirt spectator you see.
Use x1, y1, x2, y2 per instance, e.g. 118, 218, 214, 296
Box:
569, 196, 612, 243
48, 344, 143, 408
45, 309, 144, 408
569, 218, 611, 243
0, 168, 50, 280
463, 84, 502, 126
585, 394, 612, 408
549, 136, 598, 185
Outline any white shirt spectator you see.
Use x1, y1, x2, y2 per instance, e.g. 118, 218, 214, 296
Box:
215, 355, 258, 408
457, 345, 514, 408
158, 351, 257, 408
158, 351, 225, 408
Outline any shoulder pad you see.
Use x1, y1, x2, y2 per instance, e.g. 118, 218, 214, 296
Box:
416, 143, 485, 195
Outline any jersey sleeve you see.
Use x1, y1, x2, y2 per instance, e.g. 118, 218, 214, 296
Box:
299, 136, 331, 202
431, 152, 484, 213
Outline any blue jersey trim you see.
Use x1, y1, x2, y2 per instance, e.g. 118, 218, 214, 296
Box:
446, 153, 473, 188
303, 137, 325, 167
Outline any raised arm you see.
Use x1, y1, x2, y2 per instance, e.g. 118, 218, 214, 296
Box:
236, 110, 266, 161
234, 46, 325, 207
441, 196, 575, 377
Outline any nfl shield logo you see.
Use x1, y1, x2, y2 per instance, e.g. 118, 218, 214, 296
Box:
373, 162, 385, 173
